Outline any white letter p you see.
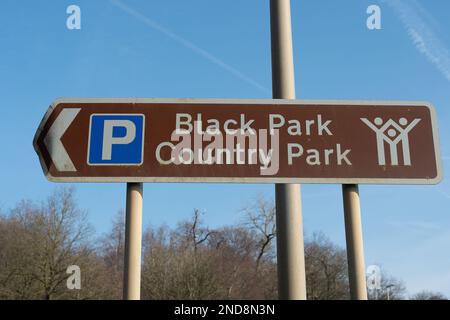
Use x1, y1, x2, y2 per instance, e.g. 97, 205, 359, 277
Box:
102, 120, 136, 160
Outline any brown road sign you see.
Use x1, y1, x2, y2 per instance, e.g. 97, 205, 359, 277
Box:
33, 98, 442, 184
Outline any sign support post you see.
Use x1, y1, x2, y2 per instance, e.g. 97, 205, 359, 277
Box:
123, 182, 143, 300
342, 184, 368, 300
270, 0, 307, 300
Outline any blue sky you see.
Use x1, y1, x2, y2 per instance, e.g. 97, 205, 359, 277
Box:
1, 0, 450, 296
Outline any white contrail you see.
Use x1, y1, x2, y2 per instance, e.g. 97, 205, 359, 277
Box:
109, 0, 270, 94
437, 188, 450, 200
382, 0, 450, 82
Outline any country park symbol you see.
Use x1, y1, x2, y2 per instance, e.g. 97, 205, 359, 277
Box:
361, 117, 421, 166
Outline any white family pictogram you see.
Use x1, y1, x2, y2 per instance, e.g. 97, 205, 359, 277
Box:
361, 117, 421, 166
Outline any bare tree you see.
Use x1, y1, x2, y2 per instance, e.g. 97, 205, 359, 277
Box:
97, 210, 126, 299
305, 233, 349, 300
410, 290, 448, 300
208, 226, 268, 299
242, 195, 276, 271
367, 270, 407, 300
141, 212, 219, 300
0, 188, 109, 299
0, 209, 36, 299
1, 191, 419, 300
176, 209, 213, 253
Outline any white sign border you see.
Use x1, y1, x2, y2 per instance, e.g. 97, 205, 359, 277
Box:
33, 98, 443, 185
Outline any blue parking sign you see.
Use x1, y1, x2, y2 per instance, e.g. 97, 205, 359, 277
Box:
88, 114, 145, 165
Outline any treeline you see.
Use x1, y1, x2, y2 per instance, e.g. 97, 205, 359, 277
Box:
0, 188, 446, 300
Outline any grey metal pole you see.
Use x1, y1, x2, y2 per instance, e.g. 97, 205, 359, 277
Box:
123, 182, 143, 300
270, 0, 307, 300
342, 184, 368, 300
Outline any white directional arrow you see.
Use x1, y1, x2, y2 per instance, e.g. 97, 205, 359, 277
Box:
43, 108, 81, 172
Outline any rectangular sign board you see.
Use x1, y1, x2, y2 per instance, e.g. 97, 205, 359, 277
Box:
33, 98, 442, 184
